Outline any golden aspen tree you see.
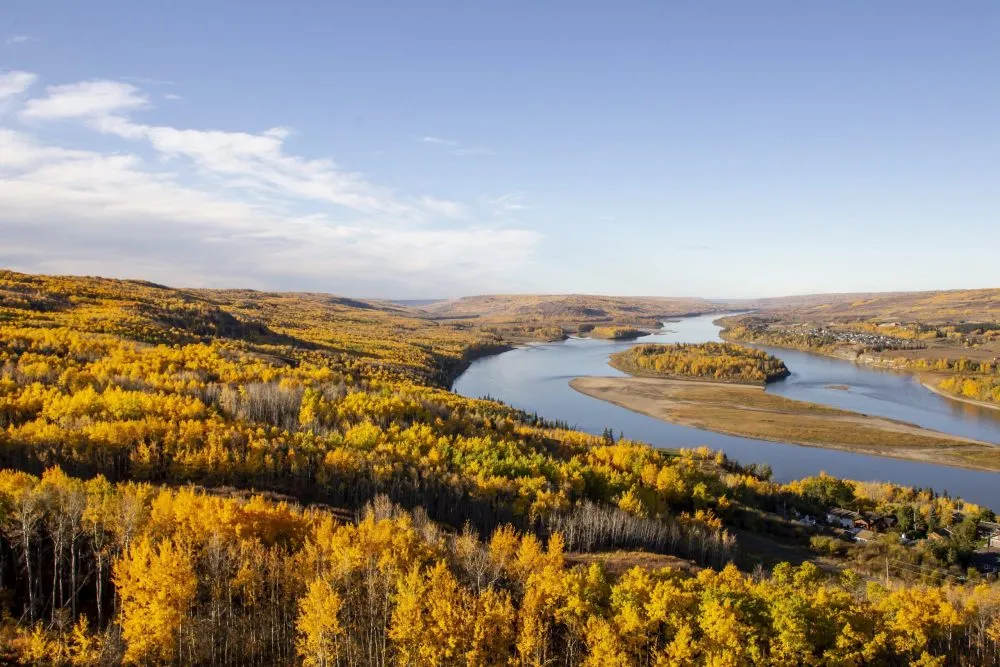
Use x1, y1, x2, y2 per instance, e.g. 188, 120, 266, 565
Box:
295, 578, 345, 667
113, 536, 197, 664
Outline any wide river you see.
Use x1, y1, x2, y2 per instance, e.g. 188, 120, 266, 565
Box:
453, 313, 1000, 509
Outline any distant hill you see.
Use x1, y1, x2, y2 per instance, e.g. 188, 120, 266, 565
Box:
420, 294, 718, 326
725, 289, 1000, 323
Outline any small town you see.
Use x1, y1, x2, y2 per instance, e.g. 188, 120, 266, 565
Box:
806, 505, 1000, 576
743, 320, 928, 351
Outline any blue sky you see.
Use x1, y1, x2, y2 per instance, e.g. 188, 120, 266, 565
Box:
1, 2, 998, 298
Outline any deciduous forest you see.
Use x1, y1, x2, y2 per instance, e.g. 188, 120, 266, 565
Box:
1, 271, 1000, 665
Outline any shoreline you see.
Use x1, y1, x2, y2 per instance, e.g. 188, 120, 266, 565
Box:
721, 330, 1000, 414
605, 358, 770, 388
570, 375, 1000, 473
920, 379, 1000, 413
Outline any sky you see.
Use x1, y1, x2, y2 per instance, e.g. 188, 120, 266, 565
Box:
1, 2, 998, 299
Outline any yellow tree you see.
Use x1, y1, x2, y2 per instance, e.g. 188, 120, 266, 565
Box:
113, 536, 197, 664
296, 578, 345, 667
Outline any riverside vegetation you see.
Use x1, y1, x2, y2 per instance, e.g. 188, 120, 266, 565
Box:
589, 326, 647, 341
609, 342, 790, 385
2, 270, 1000, 665
721, 306, 1000, 408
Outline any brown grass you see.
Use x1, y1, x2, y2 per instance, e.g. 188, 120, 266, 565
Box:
565, 551, 700, 576
570, 376, 1000, 472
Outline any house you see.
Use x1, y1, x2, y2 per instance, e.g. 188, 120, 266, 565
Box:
979, 521, 1000, 538
854, 529, 878, 543
854, 515, 876, 532
854, 513, 898, 533
989, 534, 1000, 550
928, 528, 952, 542
875, 515, 899, 532
826, 508, 861, 529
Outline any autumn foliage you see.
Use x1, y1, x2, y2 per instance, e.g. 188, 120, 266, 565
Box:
1, 271, 999, 664
611, 342, 790, 384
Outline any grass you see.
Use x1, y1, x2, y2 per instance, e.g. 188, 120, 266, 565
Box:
565, 551, 700, 576
570, 376, 1000, 472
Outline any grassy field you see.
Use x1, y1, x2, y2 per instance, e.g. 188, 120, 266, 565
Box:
570, 376, 1000, 471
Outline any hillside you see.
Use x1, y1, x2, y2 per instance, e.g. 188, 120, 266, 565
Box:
1, 270, 1000, 664
425, 293, 712, 322
731, 288, 1000, 323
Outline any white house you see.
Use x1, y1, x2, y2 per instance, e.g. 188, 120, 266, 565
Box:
826, 508, 861, 529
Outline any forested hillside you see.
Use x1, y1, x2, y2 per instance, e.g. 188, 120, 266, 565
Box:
420, 294, 715, 341
1, 270, 1000, 665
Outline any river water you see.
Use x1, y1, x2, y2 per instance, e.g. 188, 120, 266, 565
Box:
453, 313, 1000, 509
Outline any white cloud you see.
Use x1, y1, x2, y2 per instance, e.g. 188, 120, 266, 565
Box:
488, 191, 529, 214
0, 71, 38, 104
163, 93, 183, 101
5, 35, 34, 46
21, 80, 149, 120
0, 73, 541, 296
418, 135, 493, 157
120, 76, 176, 86
418, 196, 466, 219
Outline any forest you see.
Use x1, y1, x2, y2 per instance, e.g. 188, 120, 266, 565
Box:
610, 343, 790, 384
589, 326, 646, 341
1, 270, 1000, 665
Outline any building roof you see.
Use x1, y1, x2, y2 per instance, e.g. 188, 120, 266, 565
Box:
828, 508, 861, 519
854, 529, 878, 542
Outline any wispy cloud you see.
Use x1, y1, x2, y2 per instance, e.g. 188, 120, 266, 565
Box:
488, 191, 529, 215
0, 71, 38, 113
120, 76, 176, 86
417, 196, 467, 219
0, 71, 37, 99
21, 79, 150, 120
418, 135, 493, 157
163, 93, 183, 101
679, 244, 713, 251
0, 72, 541, 296
5, 35, 34, 47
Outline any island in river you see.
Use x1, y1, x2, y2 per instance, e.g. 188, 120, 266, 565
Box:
570, 376, 1000, 472
609, 342, 789, 385
589, 325, 648, 340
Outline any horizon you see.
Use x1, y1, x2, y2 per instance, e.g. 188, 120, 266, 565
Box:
3, 266, 996, 304
2, 2, 998, 297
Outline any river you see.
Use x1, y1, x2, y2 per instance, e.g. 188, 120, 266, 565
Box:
453, 313, 1000, 509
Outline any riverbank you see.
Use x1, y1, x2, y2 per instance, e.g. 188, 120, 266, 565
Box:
718, 323, 1000, 415
919, 377, 1000, 413
570, 376, 1000, 472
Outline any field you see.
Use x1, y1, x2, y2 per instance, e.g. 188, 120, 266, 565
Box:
570, 376, 1000, 471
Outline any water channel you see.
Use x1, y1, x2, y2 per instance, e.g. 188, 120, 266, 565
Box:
453, 313, 1000, 509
